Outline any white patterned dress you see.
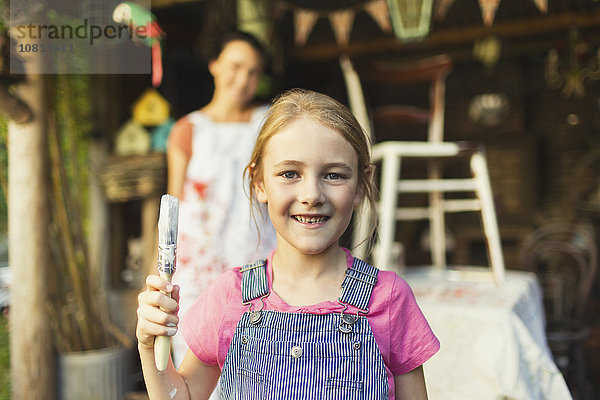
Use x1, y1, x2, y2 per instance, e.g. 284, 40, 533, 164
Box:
171, 105, 276, 367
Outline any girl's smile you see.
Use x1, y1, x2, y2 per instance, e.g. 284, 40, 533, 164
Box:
255, 116, 363, 256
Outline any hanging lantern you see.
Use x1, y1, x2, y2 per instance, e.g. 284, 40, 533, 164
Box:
387, 0, 434, 41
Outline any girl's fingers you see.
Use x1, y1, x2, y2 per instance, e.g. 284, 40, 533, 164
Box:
172, 285, 181, 303
136, 274, 180, 347
145, 274, 174, 293
136, 318, 178, 347
138, 287, 179, 313
137, 302, 179, 327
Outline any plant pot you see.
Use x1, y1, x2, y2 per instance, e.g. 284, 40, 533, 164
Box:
57, 346, 132, 400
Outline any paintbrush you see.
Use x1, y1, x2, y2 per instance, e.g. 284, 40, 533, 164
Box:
154, 194, 179, 371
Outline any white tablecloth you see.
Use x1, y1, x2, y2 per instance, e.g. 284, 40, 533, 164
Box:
403, 268, 572, 400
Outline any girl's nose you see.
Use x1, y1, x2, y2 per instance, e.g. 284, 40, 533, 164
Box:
298, 177, 325, 206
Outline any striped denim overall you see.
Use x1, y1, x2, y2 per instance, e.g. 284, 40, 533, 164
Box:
220, 258, 389, 399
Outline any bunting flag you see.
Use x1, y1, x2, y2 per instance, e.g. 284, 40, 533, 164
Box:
329, 9, 356, 45
364, 0, 392, 33
294, 9, 319, 45
437, 0, 546, 26
284, 0, 391, 46
532, 0, 548, 13
478, 0, 501, 26
284, 0, 548, 46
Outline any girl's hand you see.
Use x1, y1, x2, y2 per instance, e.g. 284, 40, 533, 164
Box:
136, 274, 180, 350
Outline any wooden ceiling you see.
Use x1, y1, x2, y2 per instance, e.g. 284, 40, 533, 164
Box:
149, 0, 600, 61
289, 0, 600, 60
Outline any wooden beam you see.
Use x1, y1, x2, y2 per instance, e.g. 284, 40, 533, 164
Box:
292, 10, 600, 60
8, 63, 55, 398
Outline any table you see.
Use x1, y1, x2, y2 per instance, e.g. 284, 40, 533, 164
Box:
403, 267, 572, 400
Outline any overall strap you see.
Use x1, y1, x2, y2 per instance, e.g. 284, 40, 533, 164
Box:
339, 258, 379, 312
240, 259, 269, 303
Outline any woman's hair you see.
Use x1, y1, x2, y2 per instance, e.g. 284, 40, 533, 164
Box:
211, 30, 269, 68
244, 88, 378, 251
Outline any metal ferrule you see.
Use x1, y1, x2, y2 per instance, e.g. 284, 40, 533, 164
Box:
157, 243, 177, 274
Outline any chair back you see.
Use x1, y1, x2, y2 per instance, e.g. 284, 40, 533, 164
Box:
519, 222, 597, 323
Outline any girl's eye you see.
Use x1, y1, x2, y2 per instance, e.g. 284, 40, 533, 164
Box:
281, 171, 298, 179
325, 173, 345, 180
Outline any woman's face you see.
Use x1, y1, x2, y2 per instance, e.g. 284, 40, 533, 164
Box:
209, 40, 264, 106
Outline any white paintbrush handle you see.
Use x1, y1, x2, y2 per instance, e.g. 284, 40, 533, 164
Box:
154, 270, 173, 371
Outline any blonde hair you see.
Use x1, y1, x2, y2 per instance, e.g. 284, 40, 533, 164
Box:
244, 88, 378, 251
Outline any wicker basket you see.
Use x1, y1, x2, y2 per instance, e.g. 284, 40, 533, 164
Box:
99, 153, 166, 203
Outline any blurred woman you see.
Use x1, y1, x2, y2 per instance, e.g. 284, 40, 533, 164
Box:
167, 31, 276, 367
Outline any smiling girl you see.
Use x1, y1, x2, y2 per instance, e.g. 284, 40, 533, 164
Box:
137, 89, 440, 399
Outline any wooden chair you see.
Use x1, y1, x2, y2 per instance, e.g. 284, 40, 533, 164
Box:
519, 222, 597, 399
341, 55, 505, 282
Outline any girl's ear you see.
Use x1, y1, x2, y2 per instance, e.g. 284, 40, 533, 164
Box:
251, 165, 268, 204
353, 165, 373, 207
255, 179, 268, 204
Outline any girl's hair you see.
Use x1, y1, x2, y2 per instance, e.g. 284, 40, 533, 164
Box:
244, 88, 378, 251
211, 30, 269, 68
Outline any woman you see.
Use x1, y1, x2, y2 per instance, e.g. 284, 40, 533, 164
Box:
167, 31, 276, 367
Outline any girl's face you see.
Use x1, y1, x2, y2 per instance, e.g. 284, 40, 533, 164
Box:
209, 40, 263, 106
255, 117, 365, 256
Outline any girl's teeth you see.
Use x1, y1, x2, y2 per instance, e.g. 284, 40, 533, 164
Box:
295, 216, 327, 223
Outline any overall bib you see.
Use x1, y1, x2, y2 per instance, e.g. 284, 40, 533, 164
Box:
220, 258, 389, 400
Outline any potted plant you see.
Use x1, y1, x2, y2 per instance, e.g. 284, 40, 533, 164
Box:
46, 74, 133, 399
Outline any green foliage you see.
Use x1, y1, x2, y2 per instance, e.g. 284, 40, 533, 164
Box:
0, 315, 9, 400
50, 74, 91, 236
0, 115, 7, 245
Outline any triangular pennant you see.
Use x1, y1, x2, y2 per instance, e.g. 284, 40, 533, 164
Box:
532, 0, 548, 13
435, 0, 456, 21
478, 0, 501, 26
364, 0, 392, 33
329, 9, 356, 45
294, 9, 319, 46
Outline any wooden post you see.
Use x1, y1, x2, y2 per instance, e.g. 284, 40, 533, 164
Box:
8, 65, 55, 397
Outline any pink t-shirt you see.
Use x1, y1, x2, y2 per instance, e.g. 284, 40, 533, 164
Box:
181, 249, 440, 398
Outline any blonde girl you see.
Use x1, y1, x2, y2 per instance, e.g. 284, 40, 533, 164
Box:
137, 89, 439, 400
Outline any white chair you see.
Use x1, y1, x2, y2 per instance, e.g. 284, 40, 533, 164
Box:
341, 55, 505, 282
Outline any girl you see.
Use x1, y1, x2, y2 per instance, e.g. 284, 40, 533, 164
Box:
167, 30, 277, 366
137, 89, 440, 399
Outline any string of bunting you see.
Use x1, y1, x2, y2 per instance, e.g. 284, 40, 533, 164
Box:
278, 0, 548, 46
436, 0, 547, 26
276, 0, 391, 46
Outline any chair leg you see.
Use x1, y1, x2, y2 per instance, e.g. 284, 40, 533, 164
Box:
428, 161, 446, 271
573, 342, 589, 400
376, 154, 401, 270
471, 152, 505, 282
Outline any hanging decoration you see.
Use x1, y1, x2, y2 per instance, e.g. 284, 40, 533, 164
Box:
282, 0, 548, 46
473, 35, 502, 70
113, 2, 165, 87
532, 0, 548, 14
294, 8, 319, 45
364, 0, 392, 33
282, 0, 392, 46
544, 28, 600, 98
478, 0, 501, 26
386, 0, 434, 41
434, 0, 547, 27
329, 9, 356, 45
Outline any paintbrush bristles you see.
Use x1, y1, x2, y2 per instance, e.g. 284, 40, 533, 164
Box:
157, 194, 179, 274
